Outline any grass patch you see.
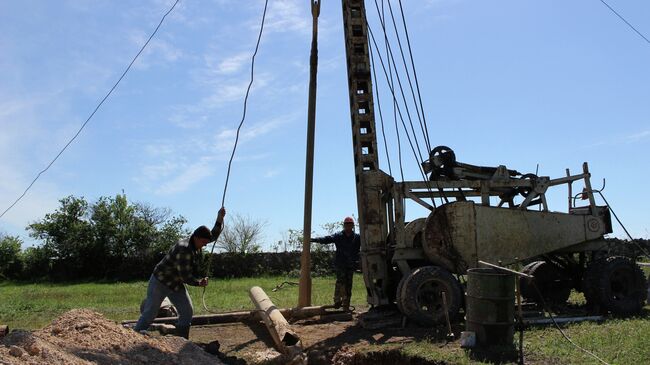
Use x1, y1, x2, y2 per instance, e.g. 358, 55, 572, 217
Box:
0, 274, 367, 330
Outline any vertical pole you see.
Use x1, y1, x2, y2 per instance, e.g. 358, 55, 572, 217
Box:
299, 0, 321, 308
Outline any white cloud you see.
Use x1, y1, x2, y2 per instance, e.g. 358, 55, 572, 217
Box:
625, 130, 650, 143
136, 114, 295, 194
263, 168, 281, 178
129, 30, 184, 70
585, 129, 650, 148
167, 72, 272, 129
262, 0, 310, 34
214, 52, 251, 75
0, 97, 65, 235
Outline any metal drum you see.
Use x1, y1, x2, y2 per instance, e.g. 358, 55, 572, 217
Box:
465, 268, 515, 347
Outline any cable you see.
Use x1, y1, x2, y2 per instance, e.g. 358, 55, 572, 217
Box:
367, 25, 425, 178
0, 0, 180, 220
203, 0, 269, 314
367, 23, 437, 208
531, 282, 610, 365
396, 0, 432, 150
220, 0, 269, 209
372, 0, 426, 165
368, 40, 394, 177
385, 0, 430, 153
594, 190, 650, 259
597, 0, 650, 45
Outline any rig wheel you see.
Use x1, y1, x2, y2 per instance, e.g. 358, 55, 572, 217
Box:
519, 261, 572, 306
583, 256, 647, 316
396, 266, 462, 326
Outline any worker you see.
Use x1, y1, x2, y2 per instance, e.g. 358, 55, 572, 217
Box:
311, 216, 361, 310
134, 207, 226, 339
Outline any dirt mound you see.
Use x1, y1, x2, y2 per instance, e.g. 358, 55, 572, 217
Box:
0, 309, 223, 365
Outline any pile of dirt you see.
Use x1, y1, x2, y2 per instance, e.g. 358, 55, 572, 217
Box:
0, 309, 223, 365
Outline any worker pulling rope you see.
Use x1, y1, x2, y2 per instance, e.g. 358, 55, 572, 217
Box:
202, 0, 270, 314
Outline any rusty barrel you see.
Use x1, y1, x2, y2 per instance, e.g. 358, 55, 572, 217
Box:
465, 268, 515, 347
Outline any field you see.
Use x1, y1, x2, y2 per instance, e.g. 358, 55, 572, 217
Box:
0, 275, 368, 330
2, 275, 650, 364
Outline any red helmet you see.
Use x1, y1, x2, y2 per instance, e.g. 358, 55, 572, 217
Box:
343, 216, 354, 224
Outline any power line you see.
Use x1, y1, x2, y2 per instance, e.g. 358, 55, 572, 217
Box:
597, 0, 650, 44
0, 0, 180, 220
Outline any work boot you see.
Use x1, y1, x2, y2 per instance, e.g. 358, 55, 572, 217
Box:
175, 325, 190, 340
341, 297, 350, 311
333, 301, 342, 309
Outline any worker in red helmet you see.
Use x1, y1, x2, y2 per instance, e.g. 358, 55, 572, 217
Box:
311, 216, 361, 310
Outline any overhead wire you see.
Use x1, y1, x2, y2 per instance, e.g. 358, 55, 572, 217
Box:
0, 0, 180, 220
202, 0, 269, 314
597, 0, 650, 45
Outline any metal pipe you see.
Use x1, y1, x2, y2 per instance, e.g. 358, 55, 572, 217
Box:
299, 0, 321, 308
249, 286, 303, 355
524, 316, 604, 326
121, 306, 332, 326
478, 260, 533, 279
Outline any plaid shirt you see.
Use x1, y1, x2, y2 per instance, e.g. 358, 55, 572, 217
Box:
153, 219, 223, 291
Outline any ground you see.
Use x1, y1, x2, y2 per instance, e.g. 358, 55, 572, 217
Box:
2, 276, 650, 364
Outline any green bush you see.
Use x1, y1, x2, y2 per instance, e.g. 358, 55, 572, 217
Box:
0, 234, 23, 279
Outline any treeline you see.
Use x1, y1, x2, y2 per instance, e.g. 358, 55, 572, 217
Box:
3, 194, 646, 282
0, 194, 336, 281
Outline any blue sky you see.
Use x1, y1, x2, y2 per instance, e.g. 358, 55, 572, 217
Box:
1, 0, 649, 250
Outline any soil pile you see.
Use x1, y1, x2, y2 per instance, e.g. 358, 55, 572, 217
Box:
0, 309, 223, 365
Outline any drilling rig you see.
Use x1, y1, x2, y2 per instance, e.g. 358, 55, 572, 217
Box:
341, 0, 647, 325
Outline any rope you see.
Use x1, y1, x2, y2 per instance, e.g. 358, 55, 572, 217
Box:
271, 281, 300, 292
202, 0, 269, 314
0, 0, 180, 220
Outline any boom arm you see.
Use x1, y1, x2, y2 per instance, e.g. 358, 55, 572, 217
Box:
341, 0, 392, 306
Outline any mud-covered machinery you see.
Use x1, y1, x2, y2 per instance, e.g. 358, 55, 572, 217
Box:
341, 0, 647, 325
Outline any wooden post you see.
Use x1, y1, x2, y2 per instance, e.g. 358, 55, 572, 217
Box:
249, 286, 303, 355
299, 0, 321, 308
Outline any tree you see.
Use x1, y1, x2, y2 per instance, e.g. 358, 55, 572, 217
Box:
26, 194, 189, 280
216, 214, 266, 254
28, 196, 94, 277
0, 234, 23, 279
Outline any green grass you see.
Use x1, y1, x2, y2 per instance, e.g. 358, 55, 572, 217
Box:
0, 274, 367, 330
